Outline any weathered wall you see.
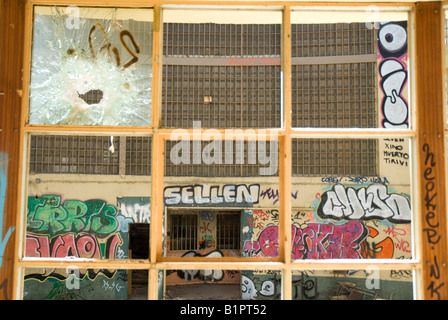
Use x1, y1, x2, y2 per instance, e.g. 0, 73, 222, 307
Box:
25, 131, 413, 296
23, 190, 151, 299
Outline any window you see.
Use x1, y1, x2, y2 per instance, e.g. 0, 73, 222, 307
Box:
216, 212, 241, 250
169, 214, 198, 251
28, 6, 153, 126
291, 23, 377, 128
29, 135, 151, 176
13, 2, 431, 302
161, 10, 282, 128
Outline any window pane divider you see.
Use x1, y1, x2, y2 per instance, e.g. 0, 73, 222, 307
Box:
11, 2, 425, 301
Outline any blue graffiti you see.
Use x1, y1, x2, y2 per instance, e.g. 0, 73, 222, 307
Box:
0, 153, 15, 268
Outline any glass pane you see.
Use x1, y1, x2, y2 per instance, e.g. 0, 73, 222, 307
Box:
23, 268, 152, 300
291, 137, 413, 260
29, 6, 153, 126
291, 9, 410, 129
161, 9, 282, 128
292, 269, 414, 300
164, 269, 281, 300
25, 134, 151, 260
163, 131, 279, 259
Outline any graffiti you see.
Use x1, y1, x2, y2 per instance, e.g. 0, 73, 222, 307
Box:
321, 176, 390, 185
259, 188, 298, 205
383, 138, 409, 167
317, 183, 411, 223
88, 23, 140, 69
25, 268, 117, 282
102, 279, 125, 293
242, 275, 275, 300
200, 235, 215, 249
29, 8, 152, 126
422, 143, 445, 299
253, 209, 275, 221
175, 250, 224, 281
383, 225, 411, 253
43, 281, 84, 300
390, 268, 413, 280
360, 226, 394, 259
26, 233, 122, 259
25, 194, 127, 284
242, 273, 318, 300
118, 197, 150, 224
292, 221, 367, 259
199, 211, 214, 221
164, 184, 260, 206
378, 21, 409, 129
0, 153, 15, 269
27, 195, 119, 235
243, 221, 367, 259
199, 222, 212, 234
253, 209, 279, 230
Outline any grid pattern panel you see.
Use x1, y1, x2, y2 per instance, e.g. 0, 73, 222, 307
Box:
162, 64, 281, 128
29, 135, 120, 175
165, 140, 279, 177
292, 63, 377, 128
163, 23, 281, 57
29, 135, 151, 176
126, 137, 152, 176
169, 214, 198, 251
216, 212, 241, 250
292, 139, 378, 176
162, 22, 281, 128
291, 23, 376, 57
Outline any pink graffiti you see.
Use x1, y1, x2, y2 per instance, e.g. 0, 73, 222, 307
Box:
243, 221, 366, 259
26, 233, 122, 259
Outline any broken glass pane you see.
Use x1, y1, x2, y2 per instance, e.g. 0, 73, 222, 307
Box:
29, 6, 153, 126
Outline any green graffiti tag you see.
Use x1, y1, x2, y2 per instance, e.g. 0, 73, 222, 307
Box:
27, 195, 119, 237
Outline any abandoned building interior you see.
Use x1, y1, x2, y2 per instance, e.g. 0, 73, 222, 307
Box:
1, 0, 448, 300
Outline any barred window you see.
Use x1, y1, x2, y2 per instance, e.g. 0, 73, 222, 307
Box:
216, 212, 241, 250
169, 214, 198, 251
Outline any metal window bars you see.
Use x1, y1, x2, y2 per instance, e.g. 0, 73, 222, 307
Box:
169, 214, 198, 251
216, 211, 241, 250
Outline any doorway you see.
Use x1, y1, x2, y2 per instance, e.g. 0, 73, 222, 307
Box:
128, 223, 150, 299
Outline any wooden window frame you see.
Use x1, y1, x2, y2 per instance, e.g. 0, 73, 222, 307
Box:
10, 0, 448, 301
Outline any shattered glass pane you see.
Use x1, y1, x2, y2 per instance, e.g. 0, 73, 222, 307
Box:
29, 6, 153, 126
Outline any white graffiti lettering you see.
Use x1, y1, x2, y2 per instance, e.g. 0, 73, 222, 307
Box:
119, 201, 150, 223
378, 21, 409, 129
317, 183, 411, 223
164, 184, 260, 206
